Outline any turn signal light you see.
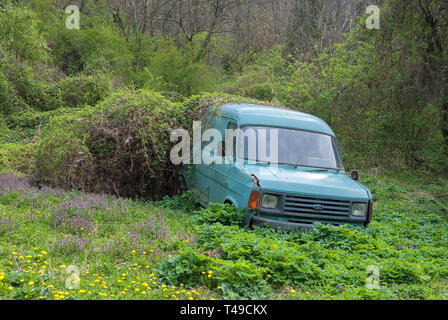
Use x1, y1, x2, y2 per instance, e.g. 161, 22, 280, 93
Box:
248, 190, 259, 209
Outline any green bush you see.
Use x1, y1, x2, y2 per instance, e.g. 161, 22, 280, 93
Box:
33, 91, 194, 198
33, 109, 93, 188
158, 191, 199, 213
156, 248, 270, 298
50, 73, 113, 108
142, 40, 218, 96
0, 68, 29, 116
0, 46, 61, 114
0, 4, 48, 62
246, 83, 274, 101
52, 24, 133, 79
192, 203, 246, 227
220, 47, 289, 102
0, 142, 37, 174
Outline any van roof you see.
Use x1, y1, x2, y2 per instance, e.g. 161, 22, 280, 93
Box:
218, 104, 335, 136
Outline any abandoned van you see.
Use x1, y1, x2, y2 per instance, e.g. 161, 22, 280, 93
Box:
183, 104, 373, 231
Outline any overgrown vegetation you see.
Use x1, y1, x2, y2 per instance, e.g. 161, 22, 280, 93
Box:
0, 0, 446, 186
0, 0, 447, 300
33, 91, 258, 198
0, 172, 447, 300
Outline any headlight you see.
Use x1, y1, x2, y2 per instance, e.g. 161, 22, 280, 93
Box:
351, 203, 367, 217
262, 194, 278, 209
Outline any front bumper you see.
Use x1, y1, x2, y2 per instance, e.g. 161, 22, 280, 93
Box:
252, 216, 315, 232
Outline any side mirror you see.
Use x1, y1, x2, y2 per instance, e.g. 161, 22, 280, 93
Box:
350, 170, 359, 181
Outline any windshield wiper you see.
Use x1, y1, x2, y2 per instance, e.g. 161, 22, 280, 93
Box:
303, 168, 342, 172
278, 162, 299, 168
257, 160, 271, 165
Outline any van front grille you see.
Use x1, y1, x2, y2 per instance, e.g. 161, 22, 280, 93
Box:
283, 194, 351, 221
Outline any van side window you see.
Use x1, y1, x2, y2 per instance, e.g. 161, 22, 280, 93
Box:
226, 121, 238, 158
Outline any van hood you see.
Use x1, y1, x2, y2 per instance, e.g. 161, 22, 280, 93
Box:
240, 163, 370, 200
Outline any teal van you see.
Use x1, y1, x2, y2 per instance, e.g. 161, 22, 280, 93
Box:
183, 104, 373, 231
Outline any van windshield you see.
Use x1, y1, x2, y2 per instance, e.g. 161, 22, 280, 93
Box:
238, 126, 343, 169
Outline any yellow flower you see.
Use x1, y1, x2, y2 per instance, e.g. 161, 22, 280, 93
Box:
217, 286, 221, 289
188, 297, 193, 300
28, 281, 34, 286
290, 289, 296, 293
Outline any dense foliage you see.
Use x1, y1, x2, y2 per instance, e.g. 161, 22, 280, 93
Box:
0, 0, 446, 186
0, 172, 447, 300
0, 0, 447, 300
33, 91, 258, 198
156, 175, 448, 299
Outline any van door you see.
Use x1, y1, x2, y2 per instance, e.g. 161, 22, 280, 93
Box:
189, 114, 215, 204
207, 118, 239, 204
